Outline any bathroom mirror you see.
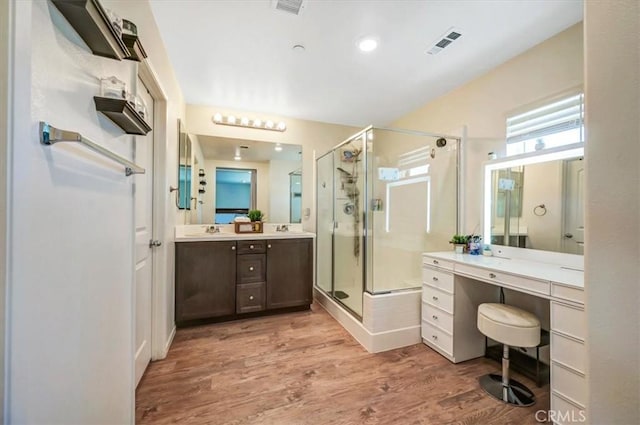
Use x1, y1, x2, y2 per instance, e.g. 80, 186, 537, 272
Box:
192, 134, 302, 224
483, 144, 584, 255
177, 120, 192, 210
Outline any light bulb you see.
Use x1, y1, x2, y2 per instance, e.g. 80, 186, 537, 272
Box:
227, 115, 236, 125
213, 113, 222, 123
240, 117, 249, 126
265, 120, 274, 129
253, 119, 262, 127
277, 122, 286, 131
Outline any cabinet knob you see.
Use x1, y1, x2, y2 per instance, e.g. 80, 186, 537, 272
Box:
489, 273, 496, 278
249, 266, 254, 271
268, 244, 271, 248
432, 335, 438, 340
432, 276, 438, 281
250, 245, 254, 249
432, 296, 438, 301
249, 295, 254, 300
231, 246, 236, 250
432, 315, 438, 320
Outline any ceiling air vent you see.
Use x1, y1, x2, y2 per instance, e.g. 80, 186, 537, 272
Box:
427, 27, 463, 55
271, 0, 306, 16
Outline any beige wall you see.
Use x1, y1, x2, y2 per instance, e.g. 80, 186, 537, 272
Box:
269, 159, 301, 223
584, 1, 639, 423
187, 104, 359, 231
392, 23, 583, 234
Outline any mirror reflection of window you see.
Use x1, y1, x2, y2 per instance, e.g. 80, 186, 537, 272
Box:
214, 168, 256, 224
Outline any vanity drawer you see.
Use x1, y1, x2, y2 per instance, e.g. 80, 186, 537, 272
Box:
551, 361, 586, 407
455, 263, 550, 296
422, 256, 454, 271
422, 267, 454, 293
551, 392, 586, 423
551, 283, 584, 305
551, 302, 586, 341
551, 332, 586, 374
422, 302, 453, 333
422, 320, 453, 355
422, 285, 454, 314
237, 240, 266, 254
236, 282, 266, 314
236, 254, 266, 283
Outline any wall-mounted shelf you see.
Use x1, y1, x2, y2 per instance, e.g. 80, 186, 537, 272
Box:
51, 0, 130, 60
94, 97, 152, 135
122, 33, 148, 62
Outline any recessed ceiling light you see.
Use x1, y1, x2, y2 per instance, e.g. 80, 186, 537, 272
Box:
357, 37, 378, 53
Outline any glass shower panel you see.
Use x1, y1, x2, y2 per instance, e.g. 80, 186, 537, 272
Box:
333, 134, 365, 317
316, 153, 334, 294
369, 128, 458, 293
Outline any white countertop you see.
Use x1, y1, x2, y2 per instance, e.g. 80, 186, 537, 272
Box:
423, 251, 584, 289
175, 224, 315, 242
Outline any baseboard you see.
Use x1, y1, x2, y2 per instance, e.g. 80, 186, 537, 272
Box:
314, 288, 421, 353
156, 325, 176, 360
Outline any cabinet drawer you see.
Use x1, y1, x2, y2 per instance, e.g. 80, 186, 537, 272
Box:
237, 254, 266, 283
237, 282, 266, 314
551, 332, 586, 374
237, 240, 266, 254
422, 285, 454, 314
422, 302, 453, 333
551, 362, 586, 407
455, 263, 550, 295
422, 256, 454, 271
551, 392, 586, 423
551, 283, 584, 305
422, 267, 454, 293
422, 320, 453, 355
551, 302, 586, 341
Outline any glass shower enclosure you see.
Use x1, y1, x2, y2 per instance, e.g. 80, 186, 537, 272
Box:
316, 126, 460, 318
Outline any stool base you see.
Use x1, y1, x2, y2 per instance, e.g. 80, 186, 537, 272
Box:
479, 374, 535, 407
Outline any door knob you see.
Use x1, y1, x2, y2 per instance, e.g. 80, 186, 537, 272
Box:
149, 239, 162, 247
564, 233, 574, 239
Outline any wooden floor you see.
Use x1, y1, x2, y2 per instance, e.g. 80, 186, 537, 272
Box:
136, 304, 549, 425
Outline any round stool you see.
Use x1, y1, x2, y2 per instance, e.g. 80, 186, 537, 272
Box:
477, 303, 540, 407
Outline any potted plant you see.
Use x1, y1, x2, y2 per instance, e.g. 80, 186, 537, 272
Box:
247, 209, 264, 223
450, 234, 469, 254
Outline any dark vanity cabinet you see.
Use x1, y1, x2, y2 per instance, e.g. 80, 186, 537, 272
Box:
266, 238, 313, 309
175, 238, 313, 326
175, 241, 237, 323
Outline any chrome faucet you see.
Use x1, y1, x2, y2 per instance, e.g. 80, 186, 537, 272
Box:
276, 224, 289, 232
206, 225, 220, 234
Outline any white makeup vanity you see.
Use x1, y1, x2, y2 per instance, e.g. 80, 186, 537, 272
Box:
422, 143, 587, 424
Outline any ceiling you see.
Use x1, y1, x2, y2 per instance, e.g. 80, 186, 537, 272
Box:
197, 135, 302, 162
150, 0, 583, 127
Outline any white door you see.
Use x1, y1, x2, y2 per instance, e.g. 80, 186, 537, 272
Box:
562, 157, 585, 254
134, 78, 154, 386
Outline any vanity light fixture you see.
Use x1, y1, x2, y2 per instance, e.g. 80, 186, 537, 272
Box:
212, 113, 286, 132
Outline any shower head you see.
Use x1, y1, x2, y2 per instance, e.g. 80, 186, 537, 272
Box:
436, 138, 447, 148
